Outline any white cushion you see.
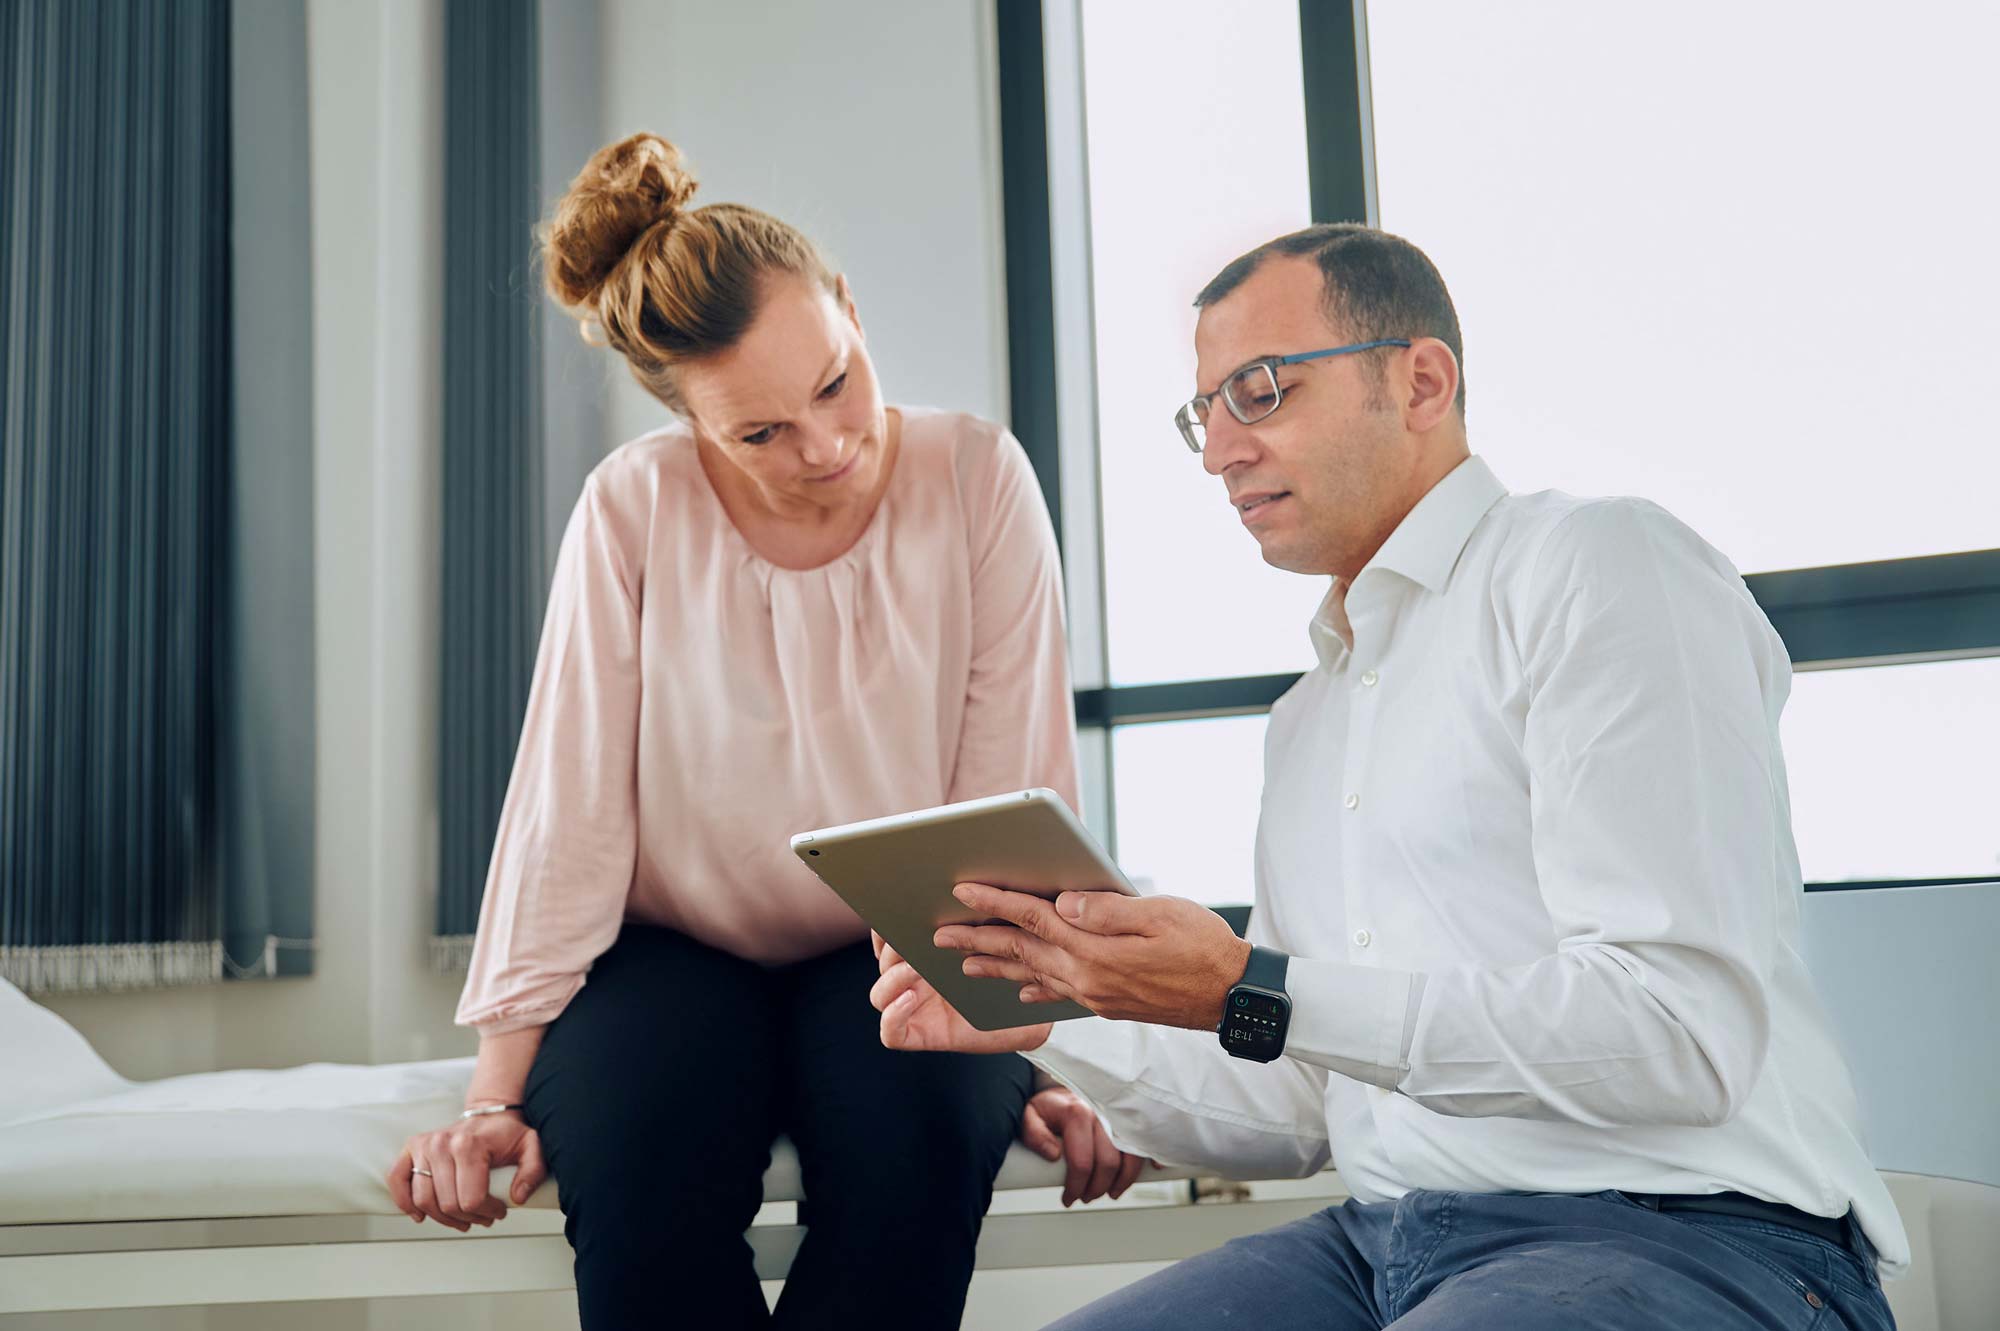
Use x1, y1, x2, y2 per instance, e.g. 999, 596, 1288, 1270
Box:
0, 987, 1132, 1224
0, 1057, 478, 1223
0, 978, 130, 1118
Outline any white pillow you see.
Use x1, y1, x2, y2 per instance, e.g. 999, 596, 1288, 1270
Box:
0, 976, 132, 1121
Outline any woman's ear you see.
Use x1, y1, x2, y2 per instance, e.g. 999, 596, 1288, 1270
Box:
835, 273, 864, 340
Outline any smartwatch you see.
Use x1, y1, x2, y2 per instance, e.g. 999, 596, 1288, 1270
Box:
1218, 945, 1291, 1062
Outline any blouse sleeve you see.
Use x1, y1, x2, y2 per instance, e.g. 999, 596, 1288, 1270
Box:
454, 472, 645, 1034
945, 427, 1082, 811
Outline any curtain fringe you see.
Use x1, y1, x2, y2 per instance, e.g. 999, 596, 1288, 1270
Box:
0, 941, 225, 994
429, 934, 477, 975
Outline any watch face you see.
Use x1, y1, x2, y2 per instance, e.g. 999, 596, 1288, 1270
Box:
1223, 988, 1288, 1059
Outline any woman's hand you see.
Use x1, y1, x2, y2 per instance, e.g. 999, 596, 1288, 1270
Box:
869, 931, 1053, 1055
1018, 1086, 1151, 1207
385, 1109, 547, 1231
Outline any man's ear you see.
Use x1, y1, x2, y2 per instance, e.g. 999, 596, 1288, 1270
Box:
1404, 338, 1460, 432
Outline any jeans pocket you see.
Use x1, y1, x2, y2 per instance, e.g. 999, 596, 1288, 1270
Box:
1672, 1213, 1844, 1312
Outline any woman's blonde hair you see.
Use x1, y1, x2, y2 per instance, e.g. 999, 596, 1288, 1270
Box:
540, 133, 837, 411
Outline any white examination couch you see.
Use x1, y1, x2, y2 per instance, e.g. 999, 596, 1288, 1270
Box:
0, 978, 1334, 1317
5, 882, 1997, 1325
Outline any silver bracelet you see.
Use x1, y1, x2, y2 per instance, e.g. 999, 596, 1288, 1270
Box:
459, 1102, 525, 1120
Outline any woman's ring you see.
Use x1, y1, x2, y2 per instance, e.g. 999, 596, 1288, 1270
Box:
412, 1166, 435, 1178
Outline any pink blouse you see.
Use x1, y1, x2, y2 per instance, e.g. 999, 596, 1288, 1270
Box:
455, 408, 1080, 1034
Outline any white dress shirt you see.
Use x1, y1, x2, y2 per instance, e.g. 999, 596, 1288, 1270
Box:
1033, 455, 1908, 1273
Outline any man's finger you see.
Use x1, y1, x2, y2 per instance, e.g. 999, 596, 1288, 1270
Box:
963, 954, 1039, 984
1084, 1117, 1120, 1203
1110, 1150, 1146, 1200
935, 923, 1064, 979
1020, 1102, 1061, 1160
870, 930, 885, 962
1060, 1103, 1094, 1207
951, 883, 1076, 944
1055, 888, 1164, 937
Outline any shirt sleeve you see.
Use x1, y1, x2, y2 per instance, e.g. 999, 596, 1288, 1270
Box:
1027, 1015, 1333, 1180
944, 427, 1081, 811
454, 473, 645, 1035
1286, 499, 1788, 1129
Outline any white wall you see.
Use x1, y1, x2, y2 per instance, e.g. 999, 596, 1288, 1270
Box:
594, 0, 1012, 453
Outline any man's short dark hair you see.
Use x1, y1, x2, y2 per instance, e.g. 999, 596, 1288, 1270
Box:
1194, 224, 1466, 415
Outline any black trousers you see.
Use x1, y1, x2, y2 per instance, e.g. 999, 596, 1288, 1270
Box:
524, 923, 1034, 1331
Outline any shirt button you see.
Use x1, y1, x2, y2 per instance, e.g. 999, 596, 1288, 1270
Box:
1360, 669, 1378, 687
1353, 929, 1372, 948
1344, 793, 1360, 810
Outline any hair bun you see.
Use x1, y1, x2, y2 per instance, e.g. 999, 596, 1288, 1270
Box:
543, 133, 699, 309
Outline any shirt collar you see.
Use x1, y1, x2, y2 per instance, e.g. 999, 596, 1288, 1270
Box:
1362, 454, 1507, 596
1307, 455, 1507, 668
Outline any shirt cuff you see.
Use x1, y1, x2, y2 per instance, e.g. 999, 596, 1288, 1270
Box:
1026, 1017, 1117, 1098
1022, 1018, 1153, 1150
1282, 956, 1423, 1089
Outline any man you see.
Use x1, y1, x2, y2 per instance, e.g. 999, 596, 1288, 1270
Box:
871, 224, 1905, 1329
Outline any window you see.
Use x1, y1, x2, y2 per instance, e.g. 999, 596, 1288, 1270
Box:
1078, 0, 1324, 687
1366, 0, 2000, 575
1783, 657, 2000, 884
1005, 0, 2000, 904
1111, 715, 1270, 905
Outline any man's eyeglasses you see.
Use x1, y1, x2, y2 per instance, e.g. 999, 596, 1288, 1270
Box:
1173, 339, 1411, 453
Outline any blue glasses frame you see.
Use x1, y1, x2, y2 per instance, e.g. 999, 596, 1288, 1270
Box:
1174, 338, 1412, 453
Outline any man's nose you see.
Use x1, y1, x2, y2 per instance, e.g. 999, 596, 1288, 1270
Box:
1200, 409, 1255, 476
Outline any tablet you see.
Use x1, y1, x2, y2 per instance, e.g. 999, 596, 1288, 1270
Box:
791, 788, 1138, 1031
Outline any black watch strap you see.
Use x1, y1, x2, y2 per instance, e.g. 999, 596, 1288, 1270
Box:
1239, 944, 1289, 992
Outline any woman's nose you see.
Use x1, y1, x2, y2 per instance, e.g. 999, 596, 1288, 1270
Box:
796, 422, 843, 468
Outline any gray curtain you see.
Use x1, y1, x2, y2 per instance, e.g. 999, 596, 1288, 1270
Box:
0, 0, 233, 990
433, 0, 549, 969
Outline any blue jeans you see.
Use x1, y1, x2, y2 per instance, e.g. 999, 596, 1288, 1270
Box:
1048, 1189, 1895, 1330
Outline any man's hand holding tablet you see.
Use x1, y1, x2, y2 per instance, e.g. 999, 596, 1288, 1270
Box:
791, 788, 1140, 1031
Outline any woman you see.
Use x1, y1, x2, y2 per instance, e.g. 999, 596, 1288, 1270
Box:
384, 134, 1143, 1329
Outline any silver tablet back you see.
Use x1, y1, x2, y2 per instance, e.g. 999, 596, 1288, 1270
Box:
792, 789, 1135, 1031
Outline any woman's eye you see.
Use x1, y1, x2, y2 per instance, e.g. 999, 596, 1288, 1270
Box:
818, 373, 848, 400
742, 425, 777, 445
